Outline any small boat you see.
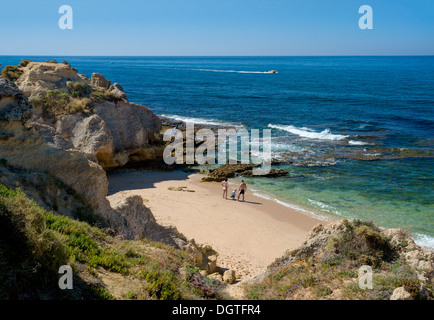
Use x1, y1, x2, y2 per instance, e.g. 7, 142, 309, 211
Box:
267, 70, 278, 74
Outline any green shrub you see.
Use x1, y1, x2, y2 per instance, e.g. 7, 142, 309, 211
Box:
90, 88, 121, 103
67, 81, 89, 98
90, 89, 104, 103
144, 269, 181, 300
126, 291, 138, 300
1, 65, 23, 81
33, 90, 90, 118
19, 59, 32, 67
0, 185, 68, 299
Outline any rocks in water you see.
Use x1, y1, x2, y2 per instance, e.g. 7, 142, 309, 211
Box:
108, 83, 127, 100
200, 163, 288, 182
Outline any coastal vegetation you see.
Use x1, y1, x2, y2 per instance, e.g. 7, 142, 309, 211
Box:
0, 184, 227, 300
1, 65, 23, 81
30, 89, 91, 119
245, 219, 432, 300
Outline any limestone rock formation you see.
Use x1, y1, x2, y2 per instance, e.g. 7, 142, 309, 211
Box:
0, 77, 186, 246
91, 72, 111, 89
390, 287, 413, 300
223, 270, 237, 284
8, 60, 164, 170
246, 220, 433, 300
16, 60, 81, 99
182, 239, 219, 274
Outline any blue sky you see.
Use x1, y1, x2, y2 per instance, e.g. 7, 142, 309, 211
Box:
1, 0, 433, 55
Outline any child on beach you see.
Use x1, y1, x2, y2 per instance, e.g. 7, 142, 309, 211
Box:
230, 189, 237, 200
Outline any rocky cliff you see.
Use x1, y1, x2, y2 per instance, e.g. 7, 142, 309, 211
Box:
244, 219, 433, 300
10, 60, 164, 170
0, 76, 184, 246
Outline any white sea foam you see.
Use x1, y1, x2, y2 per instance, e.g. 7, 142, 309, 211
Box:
161, 114, 244, 128
268, 124, 349, 141
413, 233, 434, 249
308, 199, 342, 216
252, 191, 329, 221
348, 140, 370, 146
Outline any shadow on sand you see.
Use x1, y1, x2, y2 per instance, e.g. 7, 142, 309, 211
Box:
106, 169, 194, 196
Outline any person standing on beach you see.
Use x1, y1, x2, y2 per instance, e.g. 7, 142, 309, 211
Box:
238, 180, 247, 202
222, 179, 229, 199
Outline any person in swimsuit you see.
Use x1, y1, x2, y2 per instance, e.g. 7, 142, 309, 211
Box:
222, 179, 229, 199
238, 180, 247, 202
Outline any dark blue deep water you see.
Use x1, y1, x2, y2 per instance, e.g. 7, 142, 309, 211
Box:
1, 56, 433, 246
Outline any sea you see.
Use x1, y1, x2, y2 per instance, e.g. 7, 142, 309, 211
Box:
1, 56, 433, 248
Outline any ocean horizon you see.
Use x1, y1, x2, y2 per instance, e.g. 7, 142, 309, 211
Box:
1, 55, 433, 248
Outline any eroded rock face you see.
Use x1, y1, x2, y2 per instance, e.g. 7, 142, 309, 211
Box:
201, 163, 288, 182
91, 73, 111, 90
0, 78, 32, 121
0, 78, 108, 213
10, 61, 163, 170
16, 61, 81, 99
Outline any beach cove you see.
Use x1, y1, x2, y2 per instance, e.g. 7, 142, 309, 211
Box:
107, 169, 325, 279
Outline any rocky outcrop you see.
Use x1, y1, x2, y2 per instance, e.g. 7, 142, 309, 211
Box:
0, 77, 111, 218
0, 77, 186, 246
91, 73, 111, 90
390, 287, 413, 300
181, 239, 220, 274
246, 220, 433, 300
8, 60, 164, 170
16, 61, 81, 99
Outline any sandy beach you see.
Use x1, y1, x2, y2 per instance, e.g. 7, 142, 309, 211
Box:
107, 169, 326, 279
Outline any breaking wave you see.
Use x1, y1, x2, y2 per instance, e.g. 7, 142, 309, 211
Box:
160, 114, 245, 128
268, 124, 349, 141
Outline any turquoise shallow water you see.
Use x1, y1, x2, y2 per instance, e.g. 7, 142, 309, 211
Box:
1, 56, 433, 247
